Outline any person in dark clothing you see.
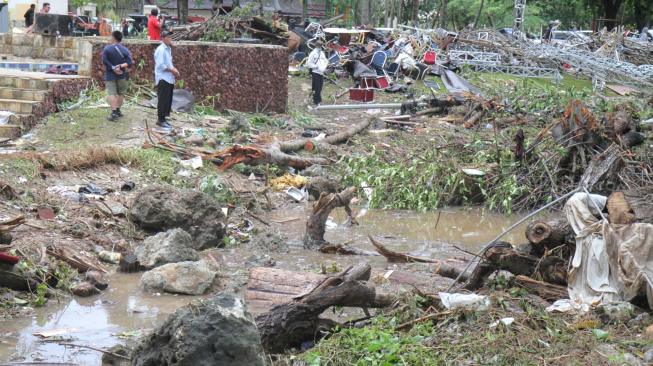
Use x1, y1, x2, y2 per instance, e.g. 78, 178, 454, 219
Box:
154, 30, 179, 129
24, 4, 35, 27
102, 31, 133, 122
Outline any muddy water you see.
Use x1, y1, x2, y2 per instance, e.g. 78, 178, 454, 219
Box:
0, 207, 531, 365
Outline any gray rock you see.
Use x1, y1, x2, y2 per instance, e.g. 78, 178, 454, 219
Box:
183, 134, 205, 146
132, 293, 265, 366
595, 343, 642, 366
141, 261, 216, 295
130, 186, 226, 249
71, 282, 100, 297
597, 301, 636, 324
628, 313, 653, 328
644, 348, 653, 364
135, 229, 199, 269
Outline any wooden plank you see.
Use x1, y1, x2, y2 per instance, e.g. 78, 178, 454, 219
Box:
245, 267, 325, 314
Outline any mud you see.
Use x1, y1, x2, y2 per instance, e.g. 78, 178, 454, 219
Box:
0, 207, 530, 365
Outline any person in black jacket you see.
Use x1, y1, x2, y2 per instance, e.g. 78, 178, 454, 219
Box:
24, 4, 35, 27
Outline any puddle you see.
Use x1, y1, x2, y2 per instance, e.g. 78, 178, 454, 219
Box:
0, 206, 535, 364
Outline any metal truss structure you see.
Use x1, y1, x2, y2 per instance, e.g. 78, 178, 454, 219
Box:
449, 50, 502, 65
468, 64, 562, 81
512, 0, 527, 39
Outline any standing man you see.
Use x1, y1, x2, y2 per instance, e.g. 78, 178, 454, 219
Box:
154, 30, 179, 129
24, 4, 35, 28
147, 8, 161, 41
102, 30, 133, 122
306, 40, 327, 107
39, 3, 50, 13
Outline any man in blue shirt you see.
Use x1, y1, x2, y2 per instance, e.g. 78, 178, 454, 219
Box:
154, 30, 179, 129
102, 30, 133, 121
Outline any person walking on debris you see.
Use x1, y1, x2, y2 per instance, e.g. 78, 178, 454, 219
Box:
154, 30, 179, 129
543, 20, 560, 43
102, 30, 133, 122
307, 40, 328, 107
148, 8, 162, 41
24, 4, 35, 28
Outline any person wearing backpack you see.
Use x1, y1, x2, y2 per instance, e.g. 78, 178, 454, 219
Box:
102, 30, 133, 122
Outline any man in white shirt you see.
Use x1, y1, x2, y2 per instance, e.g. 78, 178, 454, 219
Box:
154, 30, 179, 129
306, 40, 328, 106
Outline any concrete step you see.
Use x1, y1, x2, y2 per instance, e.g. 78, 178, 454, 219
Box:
0, 99, 39, 114
0, 87, 47, 101
0, 76, 51, 90
0, 124, 22, 139
0, 61, 78, 73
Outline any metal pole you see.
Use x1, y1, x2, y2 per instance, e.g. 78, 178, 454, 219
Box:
315, 103, 404, 110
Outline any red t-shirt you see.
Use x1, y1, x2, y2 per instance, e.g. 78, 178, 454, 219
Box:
148, 15, 161, 40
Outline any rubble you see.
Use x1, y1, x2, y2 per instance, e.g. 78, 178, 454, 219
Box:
134, 229, 200, 269
140, 260, 217, 295
130, 186, 227, 250
132, 294, 265, 366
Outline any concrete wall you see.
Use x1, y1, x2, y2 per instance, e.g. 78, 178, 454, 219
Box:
0, 33, 78, 60
80, 38, 289, 113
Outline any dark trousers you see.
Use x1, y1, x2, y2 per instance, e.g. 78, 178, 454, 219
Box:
157, 80, 174, 121
311, 71, 323, 105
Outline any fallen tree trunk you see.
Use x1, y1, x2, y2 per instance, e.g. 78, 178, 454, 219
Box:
214, 144, 329, 170
369, 236, 466, 281
304, 187, 356, 249
319, 243, 378, 256
465, 244, 568, 290
245, 267, 326, 314
279, 118, 372, 153
525, 218, 573, 255
255, 263, 394, 353
579, 143, 624, 191
513, 275, 568, 301
47, 245, 107, 273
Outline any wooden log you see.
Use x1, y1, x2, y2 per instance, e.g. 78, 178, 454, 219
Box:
214, 144, 329, 170
619, 188, 653, 224
304, 187, 356, 249
254, 263, 394, 353
246, 267, 326, 315
47, 245, 107, 273
319, 243, 379, 256
0, 215, 25, 233
607, 191, 636, 224
369, 235, 465, 281
513, 275, 568, 301
579, 144, 624, 191
279, 118, 372, 153
524, 218, 573, 255
465, 244, 568, 290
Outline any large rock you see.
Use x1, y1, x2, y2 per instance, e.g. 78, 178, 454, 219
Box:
135, 229, 199, 269
132, 294, 265, 366
130, 186, 226, 249
141, 261, 216, 295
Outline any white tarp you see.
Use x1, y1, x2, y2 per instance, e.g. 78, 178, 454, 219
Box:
561, 192, 653, 310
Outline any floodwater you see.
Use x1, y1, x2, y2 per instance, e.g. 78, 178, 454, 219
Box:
0, 206, 535, 365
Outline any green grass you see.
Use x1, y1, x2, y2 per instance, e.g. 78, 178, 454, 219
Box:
0, 158, 40, 183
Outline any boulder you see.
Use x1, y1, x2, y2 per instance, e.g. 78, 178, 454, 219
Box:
71, 281, 100, 297
130, 186, 226, 249
85, 270, 108, 290
135, 229, 199, 269
132, 294, 265, 366
141, 261, 216, 295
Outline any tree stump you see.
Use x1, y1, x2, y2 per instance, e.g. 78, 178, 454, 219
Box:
304, 187, 356, 249
525, 218, 573, 256
254, 263, 394, 353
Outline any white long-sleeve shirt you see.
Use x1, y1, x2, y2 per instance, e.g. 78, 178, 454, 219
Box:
307, 48, 328, 75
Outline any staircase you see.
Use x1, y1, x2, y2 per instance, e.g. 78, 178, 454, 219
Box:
0, 33, 91, 139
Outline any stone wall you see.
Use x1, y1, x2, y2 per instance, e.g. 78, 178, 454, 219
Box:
80, 39, 288, 113
0, 33, 77, 61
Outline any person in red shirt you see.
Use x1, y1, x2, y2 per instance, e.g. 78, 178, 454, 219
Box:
147, 8, 161, 40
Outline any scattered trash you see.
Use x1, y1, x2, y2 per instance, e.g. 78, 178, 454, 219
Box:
98, 250, 122, 264
33, 328, 80, 338
78, 183, 108, 196
179, 155, 204, 170
37, 207, 56, 221
271, 174, 308, 190
285, 187, 307, 202
489, 317, 515, 328
121, 181, 136, 191
439, 292, 490, 311
46, 186, 84, 201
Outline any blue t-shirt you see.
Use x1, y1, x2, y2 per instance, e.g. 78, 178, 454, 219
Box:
102, 43, 133, 81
